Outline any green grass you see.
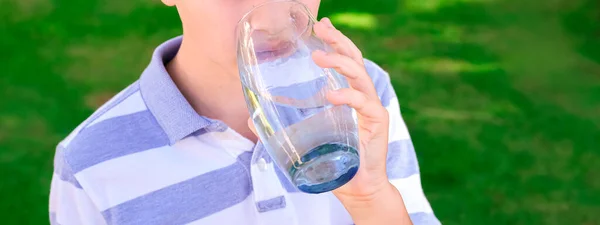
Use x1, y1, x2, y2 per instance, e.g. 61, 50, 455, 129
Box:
1, 0, 599, 224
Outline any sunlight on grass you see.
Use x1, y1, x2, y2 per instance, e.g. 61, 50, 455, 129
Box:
402, 0, 494, 12
61, 35, 167, 109
407, 57, 498, 74
419, 107, 497, 121
0, 114, 57, 147
4, 0, 53, 22
63, 35, 161, 89
438, 25, 464, 43
403, 0, 444, 12
0, 115, 20, 136
84, 92, 119, 110
329, 12, 377, 30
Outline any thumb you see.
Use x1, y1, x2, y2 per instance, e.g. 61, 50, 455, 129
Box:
247, 118, 258, 137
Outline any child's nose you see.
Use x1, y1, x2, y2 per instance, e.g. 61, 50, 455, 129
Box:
248, 8, 295, 39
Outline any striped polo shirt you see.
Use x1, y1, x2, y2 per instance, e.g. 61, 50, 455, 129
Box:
49, 36, 441, 225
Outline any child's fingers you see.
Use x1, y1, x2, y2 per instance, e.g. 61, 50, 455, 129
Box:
314, 20, 352, 57
314, 18, 364, 65
312, 50, 363, 79
326, 88, 388, 121
312, 50, 378, 99
322, 18, 364, 64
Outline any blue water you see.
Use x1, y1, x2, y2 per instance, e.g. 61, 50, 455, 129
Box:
289, 142, 360, 194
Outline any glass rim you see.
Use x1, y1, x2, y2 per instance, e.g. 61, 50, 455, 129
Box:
235, 0, 318, 31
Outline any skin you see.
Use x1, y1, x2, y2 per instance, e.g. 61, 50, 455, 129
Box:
161, 0, 413, 224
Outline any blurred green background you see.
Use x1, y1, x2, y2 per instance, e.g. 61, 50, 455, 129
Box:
1, 0, 599, 224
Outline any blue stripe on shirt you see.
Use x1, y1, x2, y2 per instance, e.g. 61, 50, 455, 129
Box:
364, 59, 396, 108
54, 146, 82, 188
387, 139, 421, 179
410, 212, 442, 225
66, 110, 169, 173
101, 152, 253, 225
49, 212, 60, 225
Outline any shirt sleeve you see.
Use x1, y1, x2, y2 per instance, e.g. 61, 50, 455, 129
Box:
365, 60, 442, 225
49, 146, 107, 225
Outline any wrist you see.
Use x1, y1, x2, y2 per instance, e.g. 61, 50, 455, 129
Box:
335, 182, 397, 208
336, 183, 412, 225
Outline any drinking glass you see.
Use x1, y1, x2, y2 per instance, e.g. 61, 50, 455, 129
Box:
236, 0, 360, 194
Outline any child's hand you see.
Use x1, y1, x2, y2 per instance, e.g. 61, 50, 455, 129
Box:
312, 18, 412, 225
312, 17, 394, 204
247, 17, 411, 224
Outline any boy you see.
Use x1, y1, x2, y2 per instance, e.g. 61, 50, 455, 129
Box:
49, 0, 440, 224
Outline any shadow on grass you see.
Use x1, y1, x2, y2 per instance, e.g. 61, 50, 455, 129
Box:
562, 0, 600, 64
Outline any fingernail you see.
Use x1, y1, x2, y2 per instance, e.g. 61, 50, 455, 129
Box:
325, 18, 334, 28
321, 17, 334, 28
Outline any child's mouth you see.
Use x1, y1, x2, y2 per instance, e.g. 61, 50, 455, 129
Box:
255, 41, 295, 62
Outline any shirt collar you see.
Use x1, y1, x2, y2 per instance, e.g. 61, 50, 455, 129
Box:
139, 36, 213, 144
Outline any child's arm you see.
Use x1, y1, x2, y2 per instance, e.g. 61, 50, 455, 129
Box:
336, 182, 413, 225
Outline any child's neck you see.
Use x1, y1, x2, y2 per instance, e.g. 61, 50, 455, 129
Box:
165, 41, 257, 143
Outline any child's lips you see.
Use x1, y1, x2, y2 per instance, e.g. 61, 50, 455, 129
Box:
255, 41, 294, 61
255, 40, 290, 52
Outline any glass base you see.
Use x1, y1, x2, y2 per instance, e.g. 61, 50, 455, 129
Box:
289, 142, 360, 194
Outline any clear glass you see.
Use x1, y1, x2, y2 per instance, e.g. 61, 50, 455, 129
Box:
236, 0, 360, 194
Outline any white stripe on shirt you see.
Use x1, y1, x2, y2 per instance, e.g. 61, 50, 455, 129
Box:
387, 98, 411, 142
87, 91, 147, 127
50, 175, 107, 225
75, 143, 239, 211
